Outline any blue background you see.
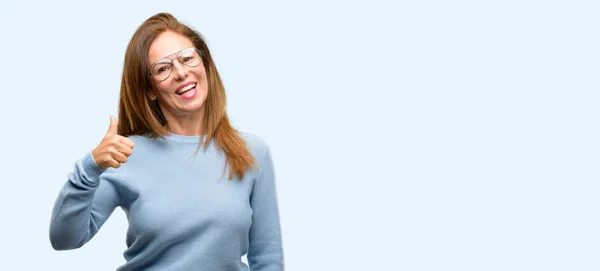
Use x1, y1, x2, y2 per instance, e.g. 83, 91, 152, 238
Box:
0, 0, 597, 270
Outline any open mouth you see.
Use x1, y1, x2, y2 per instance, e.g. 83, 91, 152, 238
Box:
176, 83, 197, 95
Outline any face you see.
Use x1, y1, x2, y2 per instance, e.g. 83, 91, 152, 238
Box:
147, 31, 208, 118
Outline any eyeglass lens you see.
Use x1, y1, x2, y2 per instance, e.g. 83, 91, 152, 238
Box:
151, 48, 201, 81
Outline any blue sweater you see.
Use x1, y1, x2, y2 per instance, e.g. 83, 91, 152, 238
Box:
49, 132, 284, 271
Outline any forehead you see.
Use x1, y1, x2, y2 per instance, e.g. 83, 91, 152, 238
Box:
148, 31, 195, 64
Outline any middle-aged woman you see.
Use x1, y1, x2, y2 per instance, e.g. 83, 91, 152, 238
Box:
49, 12, 284, 271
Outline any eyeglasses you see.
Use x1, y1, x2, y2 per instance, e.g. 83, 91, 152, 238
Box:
149, 47, 202, 82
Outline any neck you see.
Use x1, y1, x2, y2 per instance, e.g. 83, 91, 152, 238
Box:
162, 108, 206, 136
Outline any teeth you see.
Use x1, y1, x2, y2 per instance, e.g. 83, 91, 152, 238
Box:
177, 84, 196, 94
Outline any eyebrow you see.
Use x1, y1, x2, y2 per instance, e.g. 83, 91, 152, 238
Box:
153, 58, 173, 65
150, 48, 193, 66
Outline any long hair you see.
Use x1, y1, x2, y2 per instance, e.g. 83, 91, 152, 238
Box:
117, 12, 257, 180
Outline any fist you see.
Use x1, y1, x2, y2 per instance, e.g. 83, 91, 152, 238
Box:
92, 115, 135, 169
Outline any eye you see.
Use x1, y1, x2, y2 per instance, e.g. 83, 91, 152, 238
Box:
182, 56, 194, 63
156, 65, 171, 74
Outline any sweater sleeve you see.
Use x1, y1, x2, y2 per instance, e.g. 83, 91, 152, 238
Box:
248, 147, 285, 271
49, 150, 124, 250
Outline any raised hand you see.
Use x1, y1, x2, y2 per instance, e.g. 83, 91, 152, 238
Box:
91, 115, 135, 169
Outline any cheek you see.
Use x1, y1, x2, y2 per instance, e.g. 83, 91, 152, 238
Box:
192, 65, 207, 79
156, 82, 173, 95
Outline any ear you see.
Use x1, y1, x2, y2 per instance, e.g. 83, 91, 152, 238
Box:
148, 91, 156, 101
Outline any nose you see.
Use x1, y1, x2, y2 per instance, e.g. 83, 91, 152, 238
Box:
171, 60, 189, 81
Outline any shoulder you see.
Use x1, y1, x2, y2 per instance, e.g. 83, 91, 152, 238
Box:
126, 134, 151, 144
239, 132, 269, 149
239, 132, 271, 160
125, 134, 162, 148
120, 134, 163, 160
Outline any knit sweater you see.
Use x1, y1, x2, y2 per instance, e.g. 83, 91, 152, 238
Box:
49, 132, 284, 271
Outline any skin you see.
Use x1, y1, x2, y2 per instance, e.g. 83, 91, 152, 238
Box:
92, 115, 135, 169
147, 30, 209, 136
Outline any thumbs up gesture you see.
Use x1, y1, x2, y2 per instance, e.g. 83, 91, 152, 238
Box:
91, 115, 135, 169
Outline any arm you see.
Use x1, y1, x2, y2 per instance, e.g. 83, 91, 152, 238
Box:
248, 147, 285, 271
49, 151, 124, 250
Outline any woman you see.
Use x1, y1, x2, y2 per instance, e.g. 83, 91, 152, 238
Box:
49, 12, 284, 271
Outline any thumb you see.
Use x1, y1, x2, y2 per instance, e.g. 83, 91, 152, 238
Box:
106, 115, 118, 136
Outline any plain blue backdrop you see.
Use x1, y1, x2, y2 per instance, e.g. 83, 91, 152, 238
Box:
0, 0, 598, 270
